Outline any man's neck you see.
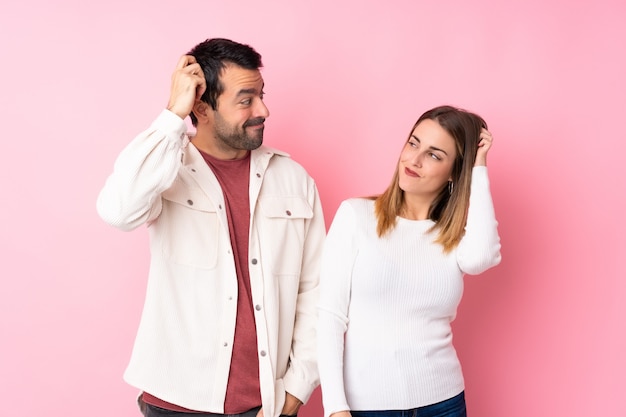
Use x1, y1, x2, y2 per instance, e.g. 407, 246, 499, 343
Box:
191, 132, 248, 160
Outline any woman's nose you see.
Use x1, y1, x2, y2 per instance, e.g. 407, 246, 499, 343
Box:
411, 152, 423, 167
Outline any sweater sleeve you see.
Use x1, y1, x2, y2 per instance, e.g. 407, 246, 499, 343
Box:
96, 110, 187, 231
456, 166, 502, 275
317, 200, 358, 417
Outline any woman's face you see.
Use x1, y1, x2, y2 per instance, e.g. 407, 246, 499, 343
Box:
398, 119, 457, 202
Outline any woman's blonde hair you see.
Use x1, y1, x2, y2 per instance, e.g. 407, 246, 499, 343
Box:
374, 105, 487, 253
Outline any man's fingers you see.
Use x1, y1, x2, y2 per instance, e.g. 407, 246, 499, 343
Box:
196, 81, 207, 100
189, 64, 206, 99
175, 54, 197, 70
185, 62, 203, 76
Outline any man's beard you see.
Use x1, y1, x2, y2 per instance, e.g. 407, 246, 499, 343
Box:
214, 114, 265, 151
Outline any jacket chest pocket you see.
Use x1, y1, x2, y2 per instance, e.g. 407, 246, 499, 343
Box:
159, 186, 219, 269
258, 197, 313, 276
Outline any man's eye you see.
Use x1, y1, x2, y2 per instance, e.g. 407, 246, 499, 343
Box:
241, 99, 252, 105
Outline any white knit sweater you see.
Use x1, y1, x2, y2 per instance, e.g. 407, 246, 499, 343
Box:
317, 167, 501, 417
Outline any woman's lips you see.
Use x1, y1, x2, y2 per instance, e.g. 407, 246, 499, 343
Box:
405, 167, 419, 178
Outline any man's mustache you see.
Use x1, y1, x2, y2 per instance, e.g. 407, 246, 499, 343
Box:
243, 118, 265, 128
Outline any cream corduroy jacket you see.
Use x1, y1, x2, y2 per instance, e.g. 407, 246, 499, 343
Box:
97, 110, 325, 416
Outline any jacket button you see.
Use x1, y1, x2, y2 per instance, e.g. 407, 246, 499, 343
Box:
285, 210, 292, 216
260, 350, 267, 357
255, 305, 262, 311
251, 258, 258, 265
187, 200, 193, 206
256, 173, 261, 178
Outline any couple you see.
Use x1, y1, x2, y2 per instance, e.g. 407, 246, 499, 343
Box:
97, 38, 501, 417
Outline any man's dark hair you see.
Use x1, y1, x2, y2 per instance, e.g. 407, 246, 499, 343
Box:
187, 38, 263, 126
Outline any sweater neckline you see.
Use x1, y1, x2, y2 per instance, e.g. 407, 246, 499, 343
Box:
396, 216, 435, 226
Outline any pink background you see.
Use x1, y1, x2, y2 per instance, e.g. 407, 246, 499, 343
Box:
1, 1, 624, 415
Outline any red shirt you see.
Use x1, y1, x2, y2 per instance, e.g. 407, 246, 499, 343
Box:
143, 150, 261, 413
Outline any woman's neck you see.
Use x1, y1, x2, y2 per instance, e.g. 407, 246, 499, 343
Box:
400, 195, 435, 220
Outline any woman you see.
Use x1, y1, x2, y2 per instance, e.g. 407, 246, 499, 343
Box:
317, 105, 502, 417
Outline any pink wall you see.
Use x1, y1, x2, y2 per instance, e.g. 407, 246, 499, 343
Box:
1, 1, 624, 415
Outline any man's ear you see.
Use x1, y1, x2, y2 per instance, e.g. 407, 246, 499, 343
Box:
192, 101, 211, 123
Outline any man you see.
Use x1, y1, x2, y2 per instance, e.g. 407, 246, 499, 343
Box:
97, 38, 325, 417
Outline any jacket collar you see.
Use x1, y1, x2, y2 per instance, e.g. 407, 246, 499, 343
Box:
181, 141, 289, 167
179, 142, 291, 207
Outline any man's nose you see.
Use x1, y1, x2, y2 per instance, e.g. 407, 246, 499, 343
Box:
255, 99, 270, 119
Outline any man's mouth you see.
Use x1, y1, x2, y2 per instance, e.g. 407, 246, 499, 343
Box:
244, 118, 265, 128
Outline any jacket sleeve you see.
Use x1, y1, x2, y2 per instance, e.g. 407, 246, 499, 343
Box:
282, 180, 327, 404
96, 110, 187, 231
456, 166, 502, 274
317, 201, 357, 417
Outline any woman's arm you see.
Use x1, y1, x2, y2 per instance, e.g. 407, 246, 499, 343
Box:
456, 128, 501, 274
317, 201, 359, 417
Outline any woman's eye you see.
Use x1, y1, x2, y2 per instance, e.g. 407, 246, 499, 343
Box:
430, 153, 441, 160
